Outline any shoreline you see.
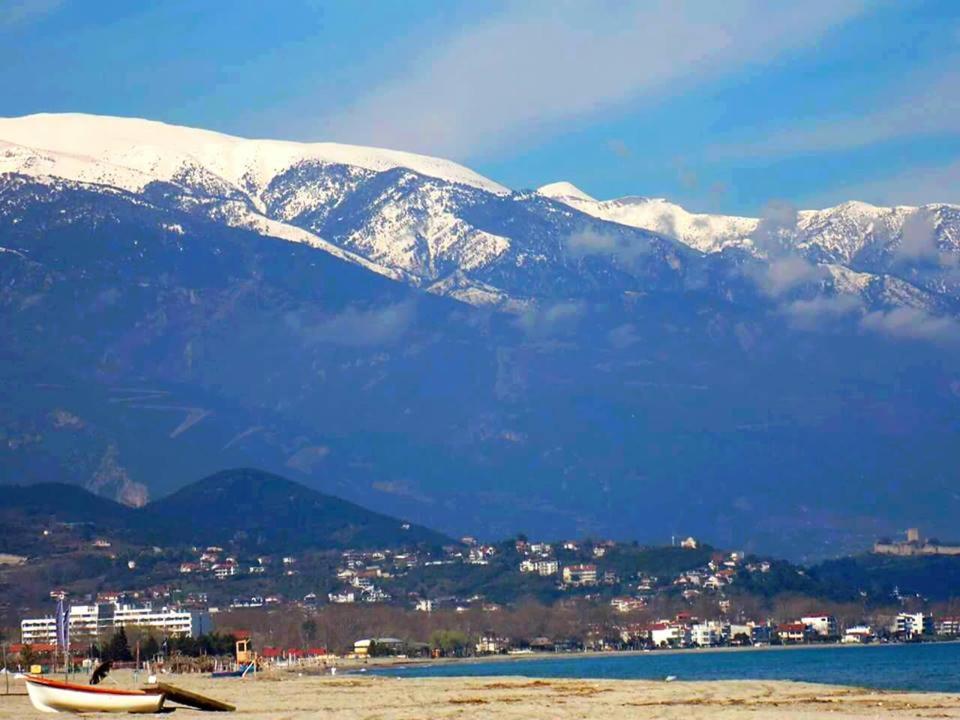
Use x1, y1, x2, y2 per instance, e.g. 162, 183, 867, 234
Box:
353, 639, 960, 696
353, 637, 960, 672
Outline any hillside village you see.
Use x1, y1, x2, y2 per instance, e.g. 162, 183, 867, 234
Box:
5, 522, 960, 664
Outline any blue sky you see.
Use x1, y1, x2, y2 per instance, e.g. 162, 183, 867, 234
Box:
2, 0, 959, 214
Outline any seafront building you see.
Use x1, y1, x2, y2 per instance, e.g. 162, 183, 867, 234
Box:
21, 602, 211, 644
801, 615, 839, 638
892, 612, 934, 639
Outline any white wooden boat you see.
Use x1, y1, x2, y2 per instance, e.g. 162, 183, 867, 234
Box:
24, 675, 165, 714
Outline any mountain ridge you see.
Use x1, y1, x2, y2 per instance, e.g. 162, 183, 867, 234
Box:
3, 112, 959, 323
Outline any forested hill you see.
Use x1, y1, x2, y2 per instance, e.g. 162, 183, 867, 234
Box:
0, 468, 450, 554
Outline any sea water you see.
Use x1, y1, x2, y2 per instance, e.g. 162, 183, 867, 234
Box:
378, 642, 960, 692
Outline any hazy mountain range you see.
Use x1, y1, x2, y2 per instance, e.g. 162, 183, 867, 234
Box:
1, 113, 959, 560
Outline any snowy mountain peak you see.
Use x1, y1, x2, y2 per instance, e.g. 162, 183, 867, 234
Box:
536, 181, 596, 203
0, 113, 509, 196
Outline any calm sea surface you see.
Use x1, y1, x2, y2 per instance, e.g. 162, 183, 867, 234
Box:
376, 643, 960, 692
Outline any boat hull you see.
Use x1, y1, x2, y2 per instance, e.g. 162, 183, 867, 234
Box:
25, 676, 165, 714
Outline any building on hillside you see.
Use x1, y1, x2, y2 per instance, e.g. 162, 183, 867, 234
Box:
801, 615, 839, 639
520, 558, 558, 576
680, 537, 699, 549
610, 597, 646, 613
467, 547, 489, 565
892, 612, 933, 639
534, 559, 559, 576
873, 528, 960, 556
21, 603, 210, 644
562, 564, 597, 587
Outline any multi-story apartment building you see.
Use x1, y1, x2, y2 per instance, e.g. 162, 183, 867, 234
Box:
893, 612, 934, 639
21, 603, 210, 645
801, 615, 839, 638
562, 564, 597, 587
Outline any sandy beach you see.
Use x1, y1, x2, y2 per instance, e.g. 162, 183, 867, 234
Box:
2, 671, 960, 719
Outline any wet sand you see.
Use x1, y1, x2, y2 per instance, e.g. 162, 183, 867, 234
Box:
2, 671, 960, 719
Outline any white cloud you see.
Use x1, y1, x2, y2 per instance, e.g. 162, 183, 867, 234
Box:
898, 208, 941, 263
321, 0, 865, 158
514, 301, 584, 338
860, 306, 960, 345
747, 200, 827, 296
285, 302, 416, 347
762, 256, 825, 296
565, 226, 651, 264
782, 294, 862, 329
711, 68, 960, 161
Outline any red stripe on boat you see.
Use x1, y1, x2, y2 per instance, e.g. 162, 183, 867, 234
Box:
26, 676, 150, 696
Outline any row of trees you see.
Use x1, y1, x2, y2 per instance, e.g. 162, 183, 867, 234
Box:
4, 628, 240, 666
94, 628, 238, 661
214, 593, 960, 656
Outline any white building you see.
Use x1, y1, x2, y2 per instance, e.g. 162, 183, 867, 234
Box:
650, 623, 690, 648
475, 635, 510, 654
801, 615, 839, 638
467, 547, 489, 565
690, 622, 722, 647
534, 559, 558, 576
562, 564, 597, 587
893, 612, 933, 639
842, 625, 875, 644
21, 603, 209, 644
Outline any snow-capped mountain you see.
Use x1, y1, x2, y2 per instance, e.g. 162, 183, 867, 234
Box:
2, 112, 959, 320
0, 114, 704, 310
538, 182, 960, 307
538, 182, 758, 254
